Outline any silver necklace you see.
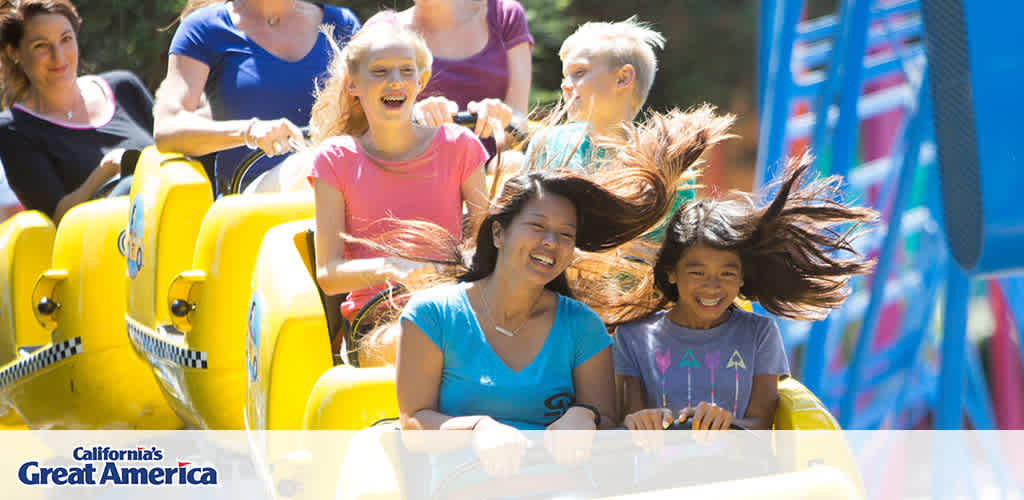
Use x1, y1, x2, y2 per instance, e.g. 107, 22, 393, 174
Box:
477, 286, 538, 337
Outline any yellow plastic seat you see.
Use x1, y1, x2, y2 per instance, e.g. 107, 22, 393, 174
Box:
0, 198, 180, 429
0, 211, 54, 367
128, 192, 314, 429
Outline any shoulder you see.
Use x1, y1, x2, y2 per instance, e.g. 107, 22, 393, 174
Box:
547, 122, 589, 142
314, 135, 359, 158
0, 109, 31, 142
493, 0, 528, 24
0, 110, 14, 130
439, 123, 484, 148
178, 2, 228, 31
320, 3, 360, 30
557, 294, 604, 327
726, 307, 779, 336
97, 70, 148, 95
616, 311, 665, 340
405, 284, 468, 315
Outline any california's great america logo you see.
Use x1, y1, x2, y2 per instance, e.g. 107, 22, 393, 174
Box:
18, 446, 217, 486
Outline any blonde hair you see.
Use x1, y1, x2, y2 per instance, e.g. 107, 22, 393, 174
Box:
559, 16, 665, 115
309, 17, 433, 145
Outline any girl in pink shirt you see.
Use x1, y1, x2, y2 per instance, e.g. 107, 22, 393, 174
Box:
308, 19, 489, 363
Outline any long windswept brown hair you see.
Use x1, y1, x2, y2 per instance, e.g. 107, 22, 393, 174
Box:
343, 107, 734, 358
591, 152, 878, 325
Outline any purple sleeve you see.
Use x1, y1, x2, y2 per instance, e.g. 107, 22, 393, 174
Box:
612, 326, 642, 378
494, 0, 534, 49
168, 6, 215, 66
754, 319, 791, 376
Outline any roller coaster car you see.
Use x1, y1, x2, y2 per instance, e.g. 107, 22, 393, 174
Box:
245, 220, 864, 499
0, 196, 180, 429
123, 147, 314, 429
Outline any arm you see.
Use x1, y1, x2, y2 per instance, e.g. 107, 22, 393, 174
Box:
52, 149, 123, 224
734, 374, 779, 430
153, 54, 244, 155
618, 374, 647, 419
503, 41, 532, 124
311, 178, 425, 295
549, 347, 617, 430
153, 54, 300, 157
619, 374, 673, 430
396, 317, 494, 430
460, 163, 489, 225
463, 42, 532, 140
1, 140, 118, 224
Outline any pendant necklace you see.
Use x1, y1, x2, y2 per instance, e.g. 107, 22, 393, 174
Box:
242, 0, 295, 27
478, 286, 538, 337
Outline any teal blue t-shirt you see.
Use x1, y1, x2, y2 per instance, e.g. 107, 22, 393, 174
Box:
400, 283, 612, 430
524, 122, 694, 241
524, 122, 602, 172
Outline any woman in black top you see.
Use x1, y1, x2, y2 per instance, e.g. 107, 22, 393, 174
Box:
0, 0, 153, 223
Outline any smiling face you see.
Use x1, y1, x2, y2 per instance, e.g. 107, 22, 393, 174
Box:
8, 13, 78, 93
560, 47, 629, 125
346, 38, 428, 125
666, 244, 744, 330
492, 191, 578, 286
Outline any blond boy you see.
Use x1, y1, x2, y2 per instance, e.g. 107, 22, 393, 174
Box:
525, 17, 665, 172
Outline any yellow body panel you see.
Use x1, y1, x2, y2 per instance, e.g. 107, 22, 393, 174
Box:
0, 211, 54, 366
303, 365, 399, 431
124, 147, 213, 330
130, 193, 314, 429
774, 377, 864, 496
247, 221, 332, 431
0, 198, 180, 429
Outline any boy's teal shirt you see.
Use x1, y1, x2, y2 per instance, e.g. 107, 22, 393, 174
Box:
524, 122, 694, 241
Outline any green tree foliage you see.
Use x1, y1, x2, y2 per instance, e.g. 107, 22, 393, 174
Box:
75, 0, 755, 116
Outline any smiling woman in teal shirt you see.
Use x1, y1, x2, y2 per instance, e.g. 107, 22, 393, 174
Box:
401, 283, 610, 430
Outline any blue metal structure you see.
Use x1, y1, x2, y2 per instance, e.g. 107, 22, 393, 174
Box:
756, 0, 1024, 431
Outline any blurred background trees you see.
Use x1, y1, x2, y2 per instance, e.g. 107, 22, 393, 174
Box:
76, 0, 759, 187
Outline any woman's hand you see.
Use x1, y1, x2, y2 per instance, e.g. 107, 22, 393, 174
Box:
545, 407, 597, 464
467, 98, 514, 139
246, 118, 303, 157
97, 148, 126, 179
472, 416, 529, 477
413, 96, 458, 127
680, 402, 735, 430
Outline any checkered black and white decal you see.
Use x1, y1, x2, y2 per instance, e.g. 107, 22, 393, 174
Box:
0, 337, 83, 390
127, 320, 207, 370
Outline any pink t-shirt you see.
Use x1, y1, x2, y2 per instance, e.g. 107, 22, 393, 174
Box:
310, 124, 486, 318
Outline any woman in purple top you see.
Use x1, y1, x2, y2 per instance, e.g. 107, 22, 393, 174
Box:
371, 0, 533, 152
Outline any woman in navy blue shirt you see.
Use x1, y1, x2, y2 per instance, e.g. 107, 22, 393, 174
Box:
154, 0, 359, 193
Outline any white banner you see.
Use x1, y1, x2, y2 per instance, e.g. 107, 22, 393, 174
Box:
0, 430, 1021, 499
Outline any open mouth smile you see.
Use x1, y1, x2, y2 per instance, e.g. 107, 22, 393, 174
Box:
381, 95, 406, 109
530, 253, 555, 267
697, 297, 722, 307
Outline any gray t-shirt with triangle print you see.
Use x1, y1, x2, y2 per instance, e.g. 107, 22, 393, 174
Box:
613, 308, 790, 418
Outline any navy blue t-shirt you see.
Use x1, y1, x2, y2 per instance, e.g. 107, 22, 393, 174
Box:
0, 71, 153, 217
168, 2, 359, 192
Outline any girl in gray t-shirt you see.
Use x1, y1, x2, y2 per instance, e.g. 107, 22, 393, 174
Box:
613, 155, 877, 431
